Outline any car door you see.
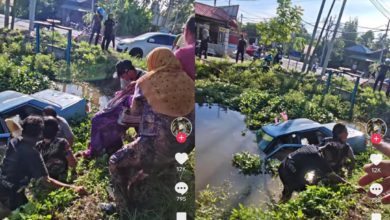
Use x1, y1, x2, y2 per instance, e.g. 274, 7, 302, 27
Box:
265, 133, 301, 160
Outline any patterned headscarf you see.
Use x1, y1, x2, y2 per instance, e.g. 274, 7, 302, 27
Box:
138, 47, 194, 117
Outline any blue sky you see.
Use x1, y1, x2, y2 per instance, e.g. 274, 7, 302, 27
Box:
196, 0, 390, 37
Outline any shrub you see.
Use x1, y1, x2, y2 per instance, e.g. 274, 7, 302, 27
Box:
232, 152, 261, 175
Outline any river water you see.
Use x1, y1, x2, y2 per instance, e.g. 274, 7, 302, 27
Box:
54, 79, 119, 110
195, 104, 282, 207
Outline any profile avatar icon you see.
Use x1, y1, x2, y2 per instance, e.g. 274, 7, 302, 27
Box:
366, 118, 387, 137
171, 117, 192, 137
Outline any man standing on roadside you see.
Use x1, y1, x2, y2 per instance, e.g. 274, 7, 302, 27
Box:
236, 34, 247, 63
89, 9, 104, 45
101, 14, 116, 51
373, 58, 390, 95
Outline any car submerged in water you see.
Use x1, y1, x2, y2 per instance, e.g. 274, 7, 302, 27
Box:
0, 89, 87, 159
257, 118, 367, 160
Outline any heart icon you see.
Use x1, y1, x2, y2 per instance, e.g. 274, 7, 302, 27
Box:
175, 153, 189, 165
370, 154, 383, 166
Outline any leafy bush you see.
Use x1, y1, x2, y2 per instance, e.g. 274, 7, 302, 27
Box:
232, 152, 261, 175
196, 183, 236, 220
230, 204, 266, 220
196, 79, 242, 109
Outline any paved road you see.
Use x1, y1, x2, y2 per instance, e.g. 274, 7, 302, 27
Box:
0, 14, 81, 36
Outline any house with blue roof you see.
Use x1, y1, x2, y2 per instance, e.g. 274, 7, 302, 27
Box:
344, 44, 387, 73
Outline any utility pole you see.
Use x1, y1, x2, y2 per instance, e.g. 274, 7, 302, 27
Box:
301, 0, 326, 72
229, 0, 231, 6
29, 0, 37, 32
240, 13, 243, 31
4, 0, 10, 28
214, 0, 216, 7
11, 0, 17, 30
321, 0, 348, 76
379, 19, 390, 63
307, 0, 336, 73
320, 17, 333, 66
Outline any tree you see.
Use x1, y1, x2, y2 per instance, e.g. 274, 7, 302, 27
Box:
97, 0, 152, 36
358, 30, 375, 48
293, 37, 306, 52
329, 38, 345, 67
169, 0, 194, 33
256, 0, 303, 45
341, 18, 358, 48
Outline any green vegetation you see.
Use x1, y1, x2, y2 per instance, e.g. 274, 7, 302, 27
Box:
232, 152, 261, 175
196, 59, 390, 130
196, 58, 390, 219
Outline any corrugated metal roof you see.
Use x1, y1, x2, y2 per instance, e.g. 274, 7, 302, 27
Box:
219, 5, 239, 19
345, 45, 372, 54
195, 2, 231, 22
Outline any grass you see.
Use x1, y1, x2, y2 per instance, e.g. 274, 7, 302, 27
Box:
6, 115, 195, 220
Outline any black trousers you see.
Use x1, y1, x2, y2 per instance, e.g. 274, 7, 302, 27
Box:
236, 50, 244, 63
89, 28, 101, 45
198, 46, 207, 59
373, 74, 385, 92
101, 34, 112, 50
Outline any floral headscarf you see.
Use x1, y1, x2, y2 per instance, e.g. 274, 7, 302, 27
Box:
138, 47, 194, 117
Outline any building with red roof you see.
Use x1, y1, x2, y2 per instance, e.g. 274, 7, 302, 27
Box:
195, 2, 240, 56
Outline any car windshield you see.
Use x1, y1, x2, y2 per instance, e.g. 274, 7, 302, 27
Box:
258, 130, 274, 151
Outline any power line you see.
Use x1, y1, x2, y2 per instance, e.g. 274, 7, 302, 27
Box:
369, 0, 390, 19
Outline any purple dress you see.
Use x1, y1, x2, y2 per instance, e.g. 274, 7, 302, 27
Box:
86, 90, 139, 157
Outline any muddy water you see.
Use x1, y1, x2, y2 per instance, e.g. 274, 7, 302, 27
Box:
195, 104, 282, 207
55, 79, 120, 110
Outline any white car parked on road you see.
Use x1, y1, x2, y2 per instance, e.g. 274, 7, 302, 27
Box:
116, 32, 177, 58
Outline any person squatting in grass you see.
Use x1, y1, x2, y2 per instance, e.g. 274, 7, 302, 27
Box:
108, 47, 195, 215
35, 116, 77, 180
278, 123, 361, 202
0, 116, 86, 218
43, 106, 75, 149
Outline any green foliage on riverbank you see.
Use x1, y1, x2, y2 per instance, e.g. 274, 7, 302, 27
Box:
196, 59, 390, 130
0, 29, 147, 94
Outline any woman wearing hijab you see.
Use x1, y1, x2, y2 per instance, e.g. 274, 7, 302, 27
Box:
108, 47, 195, 213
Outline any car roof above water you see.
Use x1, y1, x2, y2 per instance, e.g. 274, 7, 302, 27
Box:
262, 118, 322, 137
31, 89, 83, 109
0, 90, 39, 113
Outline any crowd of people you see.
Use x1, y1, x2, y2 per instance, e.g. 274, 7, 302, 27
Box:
0, 15, 196, 218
